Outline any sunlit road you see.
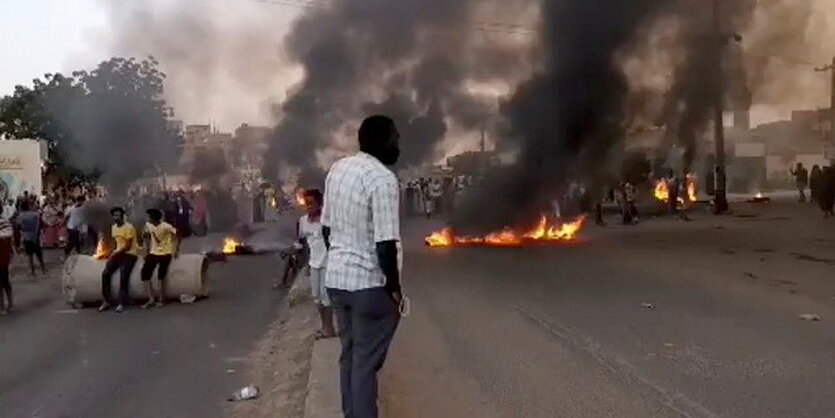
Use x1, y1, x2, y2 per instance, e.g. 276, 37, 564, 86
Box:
0, 220, 295, 418
384, 199, 835, 417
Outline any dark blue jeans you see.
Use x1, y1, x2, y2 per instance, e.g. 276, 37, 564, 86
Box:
327, 287, 399, 418
102, 253, 137, 305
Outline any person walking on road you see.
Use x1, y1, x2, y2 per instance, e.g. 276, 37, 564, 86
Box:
791, 162, 809, 203
298, 189, 336, 339
64, 196, 86, 257
98, 207, 140, 313
17, 201, 46, 276
819, 166, 835, 218
0, 207, 14, 315
323, 115, 403, 418
810, 165, 822, 204
140, 209, 179, 309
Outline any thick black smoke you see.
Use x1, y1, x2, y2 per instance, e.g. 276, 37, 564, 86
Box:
263, 0, 530, 183
454, 0, 667, 231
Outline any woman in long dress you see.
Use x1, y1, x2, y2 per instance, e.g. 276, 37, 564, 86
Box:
41, 198, 63, 248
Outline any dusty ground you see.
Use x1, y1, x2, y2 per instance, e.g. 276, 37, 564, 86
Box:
227, 280, 318, 418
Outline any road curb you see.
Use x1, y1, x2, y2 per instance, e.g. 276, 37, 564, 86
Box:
288, 273, 342, 418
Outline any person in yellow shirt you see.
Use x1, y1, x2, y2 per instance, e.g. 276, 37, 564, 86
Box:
99, 207, 139, 313
140, 209, 179, 308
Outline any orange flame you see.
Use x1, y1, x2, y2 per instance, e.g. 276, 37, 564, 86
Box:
686, 174, 697, 202
654, 180, 670, 202
654, 176, 697, 204
93, 238, 112, 260
223, 238, 242, 254
295, 189, 306, 207
426, 215, 586, 248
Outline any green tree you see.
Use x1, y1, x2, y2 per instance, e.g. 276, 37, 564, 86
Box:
0, 57, 180, 191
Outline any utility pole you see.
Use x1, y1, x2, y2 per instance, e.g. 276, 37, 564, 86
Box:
712, 0, 729, 214
814, 57, 835, 141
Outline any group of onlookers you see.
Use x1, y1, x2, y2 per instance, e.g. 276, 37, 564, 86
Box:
792, 162, 835, 217
403, 175, 471, 218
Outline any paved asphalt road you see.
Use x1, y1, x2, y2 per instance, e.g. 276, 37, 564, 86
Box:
384, 199, 835, 417
0, 220, 295, 418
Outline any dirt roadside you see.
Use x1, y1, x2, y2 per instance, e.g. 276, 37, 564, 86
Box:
227, 283, 318, 418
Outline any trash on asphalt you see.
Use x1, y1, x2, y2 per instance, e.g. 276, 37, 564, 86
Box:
799, 314, 821, 321
179, 294, 197, 304
228, 385, 260, 401
641, 303, 655, 309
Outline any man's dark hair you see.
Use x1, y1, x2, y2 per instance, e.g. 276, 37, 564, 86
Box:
358, 115, 394, 152
304, 189, 323, 205
146, 208, 163, 222
110, 206, 125, 216
75, 196, 86, 204
20, 201, 30, 211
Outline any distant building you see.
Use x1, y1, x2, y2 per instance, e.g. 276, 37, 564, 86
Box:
446, 151, 499, 176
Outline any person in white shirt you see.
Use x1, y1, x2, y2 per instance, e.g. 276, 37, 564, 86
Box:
323, 115, 402, 418
64, 196, 86, 257
298, 189, 336, 339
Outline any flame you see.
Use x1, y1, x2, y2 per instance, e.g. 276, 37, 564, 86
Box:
270, 197, 278, 208
93, 238, 112, 260
755, 192, 763, 199
654, 180, 670, 202
223, 238, 241, 254
686, 175, 697, 202
654, 176, 697, 204
426, 215, 586, 248
295, 189, 306, 207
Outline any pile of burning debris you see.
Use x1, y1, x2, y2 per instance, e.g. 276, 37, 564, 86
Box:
654, 175, 698, 206
426, 215, 587, 248
204, 238, 260, 261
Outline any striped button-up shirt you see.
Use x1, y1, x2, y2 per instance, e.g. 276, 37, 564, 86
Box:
323, 152, 400, 291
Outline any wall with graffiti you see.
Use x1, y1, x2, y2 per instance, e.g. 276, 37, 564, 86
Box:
0, 140, 43, 203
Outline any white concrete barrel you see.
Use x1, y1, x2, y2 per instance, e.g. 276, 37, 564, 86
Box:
62, 254, 209, 306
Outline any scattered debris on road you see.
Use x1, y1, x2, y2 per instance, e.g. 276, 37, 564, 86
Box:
799, 314, 822, 321
179, 294, 197, 304
641, 303, 655, 309
229, 385, 260, 401
743, 272, 758, 279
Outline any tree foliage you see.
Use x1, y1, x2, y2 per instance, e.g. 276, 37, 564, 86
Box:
0, 57, 180, 190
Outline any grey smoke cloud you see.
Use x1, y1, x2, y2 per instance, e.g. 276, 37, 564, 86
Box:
263, 0, 535, 184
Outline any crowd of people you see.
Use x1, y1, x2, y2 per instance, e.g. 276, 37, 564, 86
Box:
403, 175, 471, 218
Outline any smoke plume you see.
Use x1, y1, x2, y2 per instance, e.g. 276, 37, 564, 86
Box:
263, 0, 535, 184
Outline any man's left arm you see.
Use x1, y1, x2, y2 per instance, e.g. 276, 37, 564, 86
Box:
371, 175, 401, 299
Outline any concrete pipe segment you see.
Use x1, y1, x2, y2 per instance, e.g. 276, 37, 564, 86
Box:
61, 254, 210, 306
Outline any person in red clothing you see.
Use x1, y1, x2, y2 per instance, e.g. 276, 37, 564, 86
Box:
0, 206, 15, 315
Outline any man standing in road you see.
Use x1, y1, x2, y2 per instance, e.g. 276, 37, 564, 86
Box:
17, 201, 46, 276
0, 206, 14, 315
65, 196, 86, 257
141, 208, 179, 309
323, 115, 402, 418
98, 207, 140, 313
790, 162, 809, 203
298, 189, 336, 339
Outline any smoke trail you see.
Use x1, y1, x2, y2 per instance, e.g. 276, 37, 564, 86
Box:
453, 0, 667, 231
263, 0, 534, 184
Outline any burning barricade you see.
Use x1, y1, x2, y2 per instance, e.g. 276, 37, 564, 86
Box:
654, 175, 698, 206
426, 215, 587, 248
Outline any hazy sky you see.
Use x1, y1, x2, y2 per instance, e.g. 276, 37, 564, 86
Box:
0, 0, 106, 94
